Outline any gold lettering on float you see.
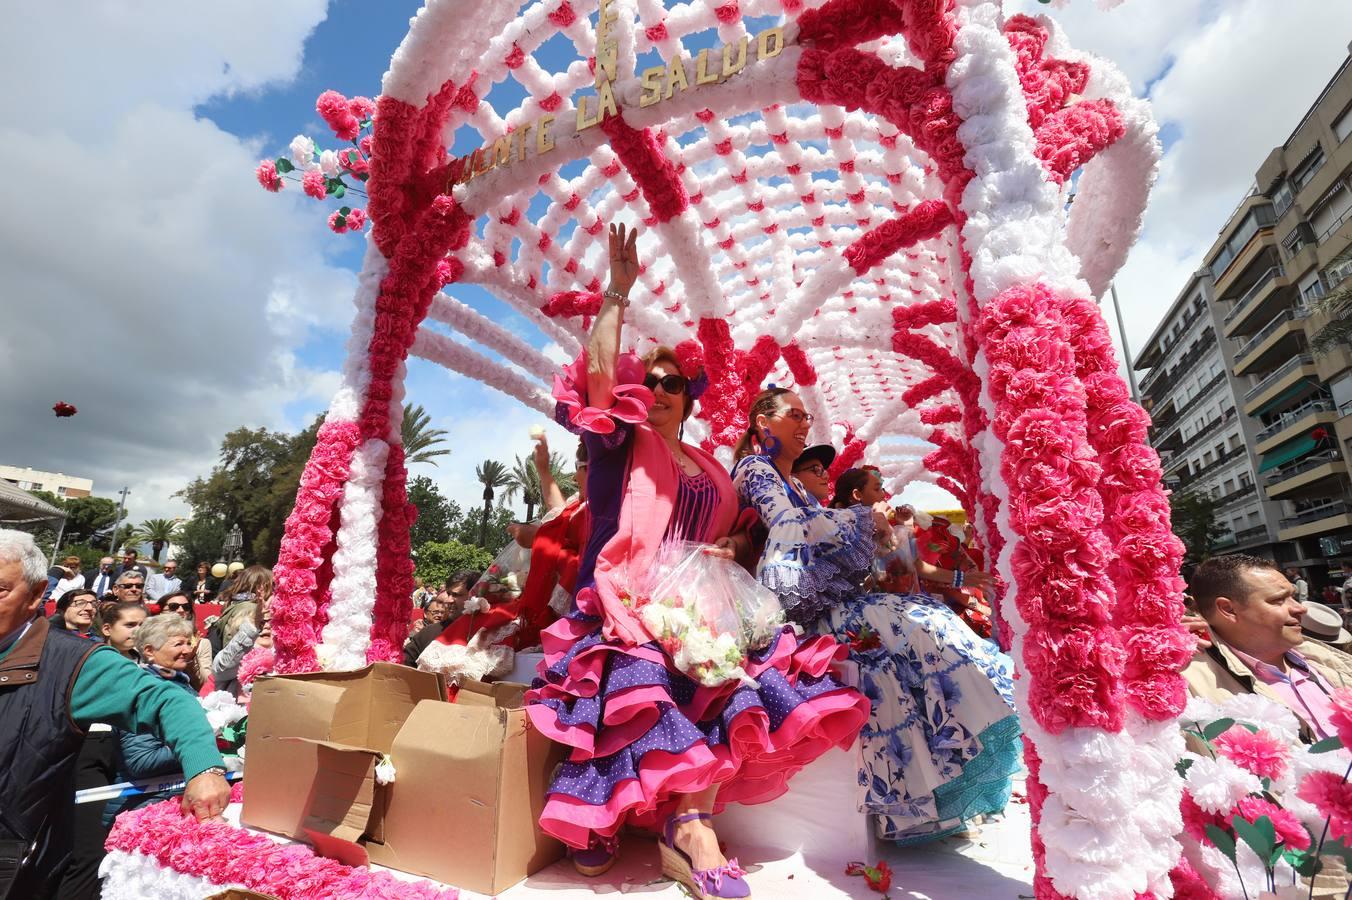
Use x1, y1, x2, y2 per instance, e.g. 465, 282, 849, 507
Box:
722, 36, 748, 78
696, 48, 720, 85
537, 115, 556, 154
758, 27, 784, 59
665, 56, 689, 99
444, 21, 788, 186
639, 65, 664, 107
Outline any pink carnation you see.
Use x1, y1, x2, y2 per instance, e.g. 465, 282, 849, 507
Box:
1212, 726, 1289, 781
1297, 770, 1352, 842
1329, 687, 1352, 750
316, 89, 360, 140
1180, 791, 1227, 843
347, 95, 375, 122
345, 207, 367, 231
301, 169, 327, 200
327, 211, 348, 234
255, 160, 283, 192
1234, 796, 1311, 850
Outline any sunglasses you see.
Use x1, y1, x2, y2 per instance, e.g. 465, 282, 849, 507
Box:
164, 603, 190, 611
643, 373, 688, 395
116, 583, 144, 591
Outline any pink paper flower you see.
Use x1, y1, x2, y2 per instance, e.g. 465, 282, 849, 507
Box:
1297, 770, 1352, 842
345, 207, 367, 231
302, 169, 327, 200
1234, 796, 1311, 850
255, 160, 283, 192
347, 95, 375, 122
316, 89, 361, 140
1212, 726, 1289, 781
1329, 687, 1352, 750
328, 210, 348, 233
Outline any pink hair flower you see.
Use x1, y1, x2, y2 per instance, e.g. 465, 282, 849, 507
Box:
1212, 726, 1289, 781
255, 160, 283, 192
301, 169, 328, 200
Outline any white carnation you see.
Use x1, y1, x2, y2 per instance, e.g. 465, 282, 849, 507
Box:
289, 134, 317, 169
319, 148, 340, 176
1184, 754, 1261, 815
1217, 692, 1302, 743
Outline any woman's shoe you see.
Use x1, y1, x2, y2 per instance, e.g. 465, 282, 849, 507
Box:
659, 812, 751, 899
571, 834, 618, 876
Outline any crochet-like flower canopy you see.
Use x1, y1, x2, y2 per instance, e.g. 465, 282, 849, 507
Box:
267, 3, 1193, 897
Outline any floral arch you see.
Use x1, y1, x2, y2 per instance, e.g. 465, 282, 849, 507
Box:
266, 1, 1193, 897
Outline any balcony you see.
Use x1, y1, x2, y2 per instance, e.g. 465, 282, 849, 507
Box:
1221, 265, 1290, 338
1149, 370, 1228, 442
1254, 399, 1337, 454
1232, 308, 1310, 377
1179, 445, 1248, 487
1213, 226, 1277, 298
1264, 449, 1345, 499
1277, 498, 1352, 541
1140, 329, 1217, 401
1137, 305, 1206, 372
1215, 481, 1258, 507
1234, 524, 1269, 545
1243, 353, 1318, 415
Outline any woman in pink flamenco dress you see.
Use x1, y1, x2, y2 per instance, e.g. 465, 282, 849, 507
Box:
524, 225, 870, 900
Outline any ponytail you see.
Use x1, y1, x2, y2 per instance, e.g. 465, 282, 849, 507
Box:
829, 468, 872, 509
734, 388, 794, 460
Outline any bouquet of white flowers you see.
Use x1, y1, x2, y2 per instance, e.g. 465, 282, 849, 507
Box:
464, 541, 530, 613
634, 542, 786, 688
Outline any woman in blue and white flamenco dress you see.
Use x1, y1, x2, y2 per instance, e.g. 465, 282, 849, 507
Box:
729, 386, 1021, 845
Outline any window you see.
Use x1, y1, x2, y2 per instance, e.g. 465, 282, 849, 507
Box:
1273, 179, 1295, 217
1334, 103, 1352, 143
1299, 269, 1326, 304
1327, 256, 1352, 290
1283, 221, 1315, 257
1311, 181, 1352, 241
1291, 145, 1325, 192
1239, 471, 1253, 488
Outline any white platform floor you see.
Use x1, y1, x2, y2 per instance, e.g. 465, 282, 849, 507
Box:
474, 791, 1035, 900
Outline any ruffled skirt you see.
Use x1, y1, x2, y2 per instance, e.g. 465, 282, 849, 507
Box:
525, 617, 871, 849
816, 591, 1022, 844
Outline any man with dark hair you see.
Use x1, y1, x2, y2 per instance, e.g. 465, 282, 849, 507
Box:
1185, 554, 1352, 741
403, 571, 482, 667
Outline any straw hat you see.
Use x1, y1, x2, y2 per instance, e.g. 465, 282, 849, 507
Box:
1301, 601, 1351, 645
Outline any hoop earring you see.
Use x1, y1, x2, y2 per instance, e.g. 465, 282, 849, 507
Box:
760, 429, 782, 460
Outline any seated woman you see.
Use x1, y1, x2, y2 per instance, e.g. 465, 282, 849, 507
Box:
103, 613, 200, 824
731, 390, 1021, 846
525, 225, 869, 899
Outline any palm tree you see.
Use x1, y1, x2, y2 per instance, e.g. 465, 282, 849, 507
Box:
1309, 249, 1352, 357
401, 404, 451, 467
127, 518, 180, 562
474, 460, 512, 547
503, 452, 579, 521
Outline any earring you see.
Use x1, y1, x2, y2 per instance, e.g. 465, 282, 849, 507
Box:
760, 429, 782, 460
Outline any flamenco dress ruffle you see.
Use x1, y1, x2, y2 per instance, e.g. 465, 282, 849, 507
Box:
523, 353, 870, 850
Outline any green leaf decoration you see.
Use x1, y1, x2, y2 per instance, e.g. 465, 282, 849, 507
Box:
1283, 846, 1322, 878
1175, 758, 1194, 778
1308, 735, 1344, 753
1205, 825, 1237, 862
339, 206, 352, 216
274, 157, 295, 174
1202, 717, 1235, 741
1231, 814, 1275, 864
358, 172, 370, 182
333, 184, 347, 199
1241, 722, 1259, 733
335, 215, 348, 228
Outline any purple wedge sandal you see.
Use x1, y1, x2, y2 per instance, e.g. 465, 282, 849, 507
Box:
659, 812, 750, 899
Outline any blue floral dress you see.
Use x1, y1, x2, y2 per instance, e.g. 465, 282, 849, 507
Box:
732, 455, 1021, 844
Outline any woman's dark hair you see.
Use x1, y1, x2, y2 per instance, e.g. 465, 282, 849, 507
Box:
733, 387, 795, 460
829, 468, 873, 509
158, 591, 192, 612
642, 346, 697, 420
575, 440, 589, 465
97, 600, 145, 633
57, 588, 98, 613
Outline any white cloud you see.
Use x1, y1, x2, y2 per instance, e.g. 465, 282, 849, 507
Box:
1009, 0, 1352, 363
0, 3, 346, 524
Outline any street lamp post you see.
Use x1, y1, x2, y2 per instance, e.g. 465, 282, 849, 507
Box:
108, 487, 131, 552
214, 524, 245, 579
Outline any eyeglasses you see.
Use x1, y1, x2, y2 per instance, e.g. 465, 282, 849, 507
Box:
643, 373, 688, 395
69, 599, 97, 609
777, 409, 814, 426
796, 463, 827, 477
164, 603, 190, 611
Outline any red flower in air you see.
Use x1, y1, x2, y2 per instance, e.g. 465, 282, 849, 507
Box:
52, 401, 77, 418
846, 624, 882, 653
1312, 426, 1329, 441
845, 860, 893, 895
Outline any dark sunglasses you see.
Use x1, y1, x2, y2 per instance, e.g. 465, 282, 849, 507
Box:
164, 602, 190, 611
643, 373, 688, 395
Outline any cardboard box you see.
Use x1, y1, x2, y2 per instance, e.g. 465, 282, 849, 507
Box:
242, 663, 564, 896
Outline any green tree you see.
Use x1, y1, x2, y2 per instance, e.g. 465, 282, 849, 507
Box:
413, 540, 494, 588
29, 491, 120, 551
453, 505, 517, 556
61, 544, 106, 573
502, 452, 577, 522
402, 404, 451, 467
175, 516, 228, 569
126, 518, 180, 562
474, 460, 512, 547
1169, 490, 1229, 568
1309, 251, 1352, 357
407, 476, 463, 548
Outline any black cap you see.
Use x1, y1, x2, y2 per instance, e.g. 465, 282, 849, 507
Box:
793, 444, 837, 472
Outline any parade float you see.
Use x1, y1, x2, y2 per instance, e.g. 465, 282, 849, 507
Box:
102, 0, 1261, 896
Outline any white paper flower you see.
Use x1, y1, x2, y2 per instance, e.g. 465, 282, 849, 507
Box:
289, 134, 318, 170
1183, 754, 1262, 815
1217, 692, 1302, 743
319, 148, 341, 176
375, 754, 397, 785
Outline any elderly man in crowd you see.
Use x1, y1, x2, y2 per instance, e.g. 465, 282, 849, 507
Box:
110, 570, 147, 606
403, 590, 455, 666
1184, 554, 1352, 897
83, 556, 116, 599
144, 558, 181, 603
0, 529, 228, 899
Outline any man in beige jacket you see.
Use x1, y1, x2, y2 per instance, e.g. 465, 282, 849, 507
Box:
1183, 554, 1352, 897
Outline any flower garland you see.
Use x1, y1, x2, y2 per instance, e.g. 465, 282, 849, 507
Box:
103, 801, 458, 900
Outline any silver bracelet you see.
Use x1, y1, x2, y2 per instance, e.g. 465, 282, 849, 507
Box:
602, 288, 630, 307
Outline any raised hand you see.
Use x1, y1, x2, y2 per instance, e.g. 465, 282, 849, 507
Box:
608, 223, 640, 296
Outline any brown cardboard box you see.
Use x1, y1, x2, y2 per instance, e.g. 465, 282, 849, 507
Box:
241, 664, 564, 896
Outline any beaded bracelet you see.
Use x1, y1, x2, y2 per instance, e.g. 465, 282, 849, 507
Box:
952, 569, 964, 590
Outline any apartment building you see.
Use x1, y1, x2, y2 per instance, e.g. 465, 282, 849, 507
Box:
0, 464, 93, 499
1201, 50, 1352, 581
1136, 270, 1284, 559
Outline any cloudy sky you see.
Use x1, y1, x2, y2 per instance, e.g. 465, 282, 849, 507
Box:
4, 0, 1351, 533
